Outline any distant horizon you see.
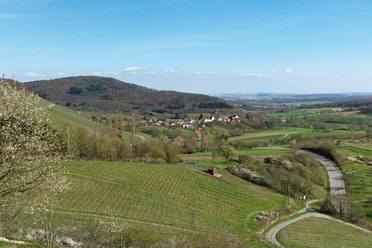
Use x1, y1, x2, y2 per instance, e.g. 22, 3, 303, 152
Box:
2, 1, 372, 94
20, 75, 372, 97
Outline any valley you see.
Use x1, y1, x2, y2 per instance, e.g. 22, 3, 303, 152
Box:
1, 76, 372, 247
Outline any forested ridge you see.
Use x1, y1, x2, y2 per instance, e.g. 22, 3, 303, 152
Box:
24, 76, 233, 114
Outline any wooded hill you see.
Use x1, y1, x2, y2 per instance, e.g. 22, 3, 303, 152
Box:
24, 76, 233, 114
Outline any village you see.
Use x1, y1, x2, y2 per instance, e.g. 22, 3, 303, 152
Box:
143, 114, 241, 129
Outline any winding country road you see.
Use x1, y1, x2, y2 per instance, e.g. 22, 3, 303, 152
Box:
265, 151, 350, 247
309, 152, 345, 196
265, 212, 333, 247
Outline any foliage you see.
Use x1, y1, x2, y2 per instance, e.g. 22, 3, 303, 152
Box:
197, 101, 232, 109
181, 132, 199, 154
218, 143, 238, 163
227, 153, 326, 199
227, 165, 271, 187
302, 140, 345, 167
0, 78, 67, 234
361, 103, 372, 114
68, 86, 83, 95
68, 124, 182, 163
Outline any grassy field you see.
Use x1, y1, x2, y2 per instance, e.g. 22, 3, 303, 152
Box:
270, 109, 372, 125
229, 130, 299, 141
47, 104, 98, 130
181, 148, 291, 161
55, 160, 289, 241
240, 147, 291, 156
230, 128, 366, 144
277, 217, 372, 248
339, 143, 372, 221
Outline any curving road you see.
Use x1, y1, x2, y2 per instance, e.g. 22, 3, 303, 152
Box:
265, 209, 372, 248
265, 151, 347, 247
265, 212, 333, 248
309, 152, 345, 196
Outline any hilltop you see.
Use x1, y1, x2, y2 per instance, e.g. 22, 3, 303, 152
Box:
24, 76, 233, 114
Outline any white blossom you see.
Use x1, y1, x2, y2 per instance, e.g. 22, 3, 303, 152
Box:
0, 77, 68, 228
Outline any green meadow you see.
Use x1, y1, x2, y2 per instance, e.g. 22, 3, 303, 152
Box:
339, 144, 372, 221
231, 128, 366, 143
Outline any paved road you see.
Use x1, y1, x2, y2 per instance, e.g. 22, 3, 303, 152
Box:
309, 152, 345, 196
265, 212, 333, 248
265, 152, 347, 247
265, 210, 372, 248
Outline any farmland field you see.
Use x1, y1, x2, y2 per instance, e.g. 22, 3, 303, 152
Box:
230, 128, 366, 144
339, 144, 372, 221
277, 217, 372, 248
229, 130, 299, 141
56, 161, 288, 239
240, 147, 291, 156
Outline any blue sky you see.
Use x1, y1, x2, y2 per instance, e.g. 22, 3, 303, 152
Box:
1, 0, 372, 94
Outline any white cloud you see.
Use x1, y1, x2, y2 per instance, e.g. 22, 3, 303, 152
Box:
25, 72, 45, 78
124, 66, 142, 72
164, 69, 176, 73
93, 71, 120, 77
241, 72, 270, 78
55, 72, 67, 77
272, 68, 294, 74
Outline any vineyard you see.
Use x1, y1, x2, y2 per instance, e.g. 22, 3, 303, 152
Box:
277, 217, 372, 248
3, 87, 371, 247
57, 161, 288, 237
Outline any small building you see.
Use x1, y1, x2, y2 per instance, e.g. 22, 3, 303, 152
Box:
207, 167, 217, 176
182, 121, 190, 128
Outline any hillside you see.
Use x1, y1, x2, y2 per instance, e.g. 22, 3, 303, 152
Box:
54, 160, 288, 246
24, 76, 233, 114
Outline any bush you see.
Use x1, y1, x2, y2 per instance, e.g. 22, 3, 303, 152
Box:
227, 165, 271, 187
238, 153, 252, 164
